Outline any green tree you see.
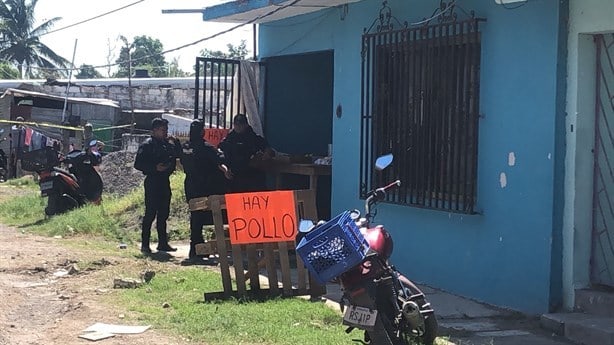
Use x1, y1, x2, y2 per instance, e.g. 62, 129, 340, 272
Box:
115, 35, 166, 77
198, 40, 249, 76
167, 57, 189, 77
227, 40, 249, 60
0, 62, 20, 79
0, 0, 69, 78
75, 64, 102, 79
200, 40, 249, 60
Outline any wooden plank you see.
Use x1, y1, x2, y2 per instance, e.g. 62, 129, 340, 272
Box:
231, 244, 246, 296
278, 241, 292, 296
293, 189, 326, 298
296, 253, 308, 295
204, 288, 313, 302
209, 196, 232, 297
203, 190, 325, 301
246, 245, 260, 291
263, 243, 279, 296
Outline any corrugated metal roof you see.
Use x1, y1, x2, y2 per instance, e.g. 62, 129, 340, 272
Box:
1, 88, 120, 108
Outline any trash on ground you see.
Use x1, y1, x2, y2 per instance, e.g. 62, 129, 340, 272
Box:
82, 322, 151, 334
78, 331, 115, 341
53, 269, 69, 277
113, 277, 143, 289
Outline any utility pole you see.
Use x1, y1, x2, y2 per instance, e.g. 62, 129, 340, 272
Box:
120, 36, 136, 134
61, 39, 78, 153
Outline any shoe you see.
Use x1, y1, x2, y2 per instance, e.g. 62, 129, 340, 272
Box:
156, 244, 177, 252
181, 256, 205, 266
140, 246, 152, 255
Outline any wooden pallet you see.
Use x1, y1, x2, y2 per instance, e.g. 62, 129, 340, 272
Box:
202, 189, 326, 301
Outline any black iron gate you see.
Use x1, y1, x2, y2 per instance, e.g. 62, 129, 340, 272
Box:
592, 33, 614, 288
194, 57, 244, 128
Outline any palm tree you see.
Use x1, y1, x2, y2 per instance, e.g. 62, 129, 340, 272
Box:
0, 0, 68, 78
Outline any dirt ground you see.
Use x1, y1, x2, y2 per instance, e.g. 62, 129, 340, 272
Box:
0, 222, 193, 345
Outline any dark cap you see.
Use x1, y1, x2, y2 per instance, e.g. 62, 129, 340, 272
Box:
151, 117, 169, 129
190, 119, 204, 131
189, 119, 204, 142
233, 114, 248, 125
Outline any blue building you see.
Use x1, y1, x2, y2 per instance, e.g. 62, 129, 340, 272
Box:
201, 0, 614, 315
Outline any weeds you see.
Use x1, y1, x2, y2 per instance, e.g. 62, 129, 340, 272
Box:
116, 268, 349, 345
0, 172, 191, 242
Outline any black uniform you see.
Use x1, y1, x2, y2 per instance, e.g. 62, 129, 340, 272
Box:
181, 139, 228, 257
134, 136, 181, 251
218, 126, 269, 192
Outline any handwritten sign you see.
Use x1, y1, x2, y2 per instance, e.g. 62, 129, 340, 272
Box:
225, 191, 297, 245
204, 128, 229, 148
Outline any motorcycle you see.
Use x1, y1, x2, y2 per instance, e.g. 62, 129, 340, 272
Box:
21, 139, 103, 216
296, 154, 437, 345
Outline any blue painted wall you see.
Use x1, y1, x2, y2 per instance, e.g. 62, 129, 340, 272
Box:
259, 0, 564, 314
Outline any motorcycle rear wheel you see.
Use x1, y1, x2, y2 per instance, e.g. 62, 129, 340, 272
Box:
399, 283, 438, 345
373, 281, 437, 345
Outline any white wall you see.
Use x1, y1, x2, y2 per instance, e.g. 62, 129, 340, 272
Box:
564, 0, 614, 310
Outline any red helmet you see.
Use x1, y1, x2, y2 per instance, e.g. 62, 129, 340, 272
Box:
361, 225, 393, 259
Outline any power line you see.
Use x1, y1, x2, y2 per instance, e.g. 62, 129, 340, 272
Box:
24, 0, 305, 73
40, 0, 147, 37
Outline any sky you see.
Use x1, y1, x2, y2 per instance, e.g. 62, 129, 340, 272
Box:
35, 0, 254, 77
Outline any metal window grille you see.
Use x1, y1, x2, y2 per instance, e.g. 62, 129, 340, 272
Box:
360, 18, 483, 214
194, 57, 244, 128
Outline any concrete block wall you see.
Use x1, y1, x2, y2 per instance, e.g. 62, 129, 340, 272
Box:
38, 85, 196, 110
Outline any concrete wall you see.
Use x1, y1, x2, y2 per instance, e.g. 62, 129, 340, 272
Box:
563, 0, 614, 310
35, 84, 196, 111
259, 0, 565, 313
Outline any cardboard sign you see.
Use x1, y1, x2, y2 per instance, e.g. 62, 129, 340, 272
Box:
225, 191, 297, 245
204, 128, 230, 148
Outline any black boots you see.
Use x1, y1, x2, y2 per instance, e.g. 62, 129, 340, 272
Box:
188, 243, 197, 259
156, 228, 176, 252
156, 244, 177, 252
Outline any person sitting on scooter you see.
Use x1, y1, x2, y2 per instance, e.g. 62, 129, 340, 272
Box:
134, 117, 182, 254
78, 139, 103, 204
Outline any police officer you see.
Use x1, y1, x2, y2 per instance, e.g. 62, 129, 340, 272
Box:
218, 114, 274, 192
181, 119, 232, 262
134, 117, 181, 254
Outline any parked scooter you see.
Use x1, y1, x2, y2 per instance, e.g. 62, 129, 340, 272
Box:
297, 154, 437, 345
21, 139, 103, 216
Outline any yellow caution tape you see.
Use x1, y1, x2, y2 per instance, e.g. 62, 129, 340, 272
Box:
0, 120, 137, 132
0, 119, 83, 131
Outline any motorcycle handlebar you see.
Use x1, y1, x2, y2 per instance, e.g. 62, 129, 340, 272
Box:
379, 180, 401, 193
365, 180, 401, 219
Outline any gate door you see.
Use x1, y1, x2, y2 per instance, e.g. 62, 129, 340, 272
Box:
592, 33, 614, 288
194, 57, 244, 128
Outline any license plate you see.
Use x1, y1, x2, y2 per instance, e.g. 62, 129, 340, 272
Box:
40, 181, 53, 192
343, 305, 378, 327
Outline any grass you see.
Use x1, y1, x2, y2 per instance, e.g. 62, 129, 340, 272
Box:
116, 268, 350, 345
0, 174, 452, 345
0, 172, 191, 243
2, 175, 38, 188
